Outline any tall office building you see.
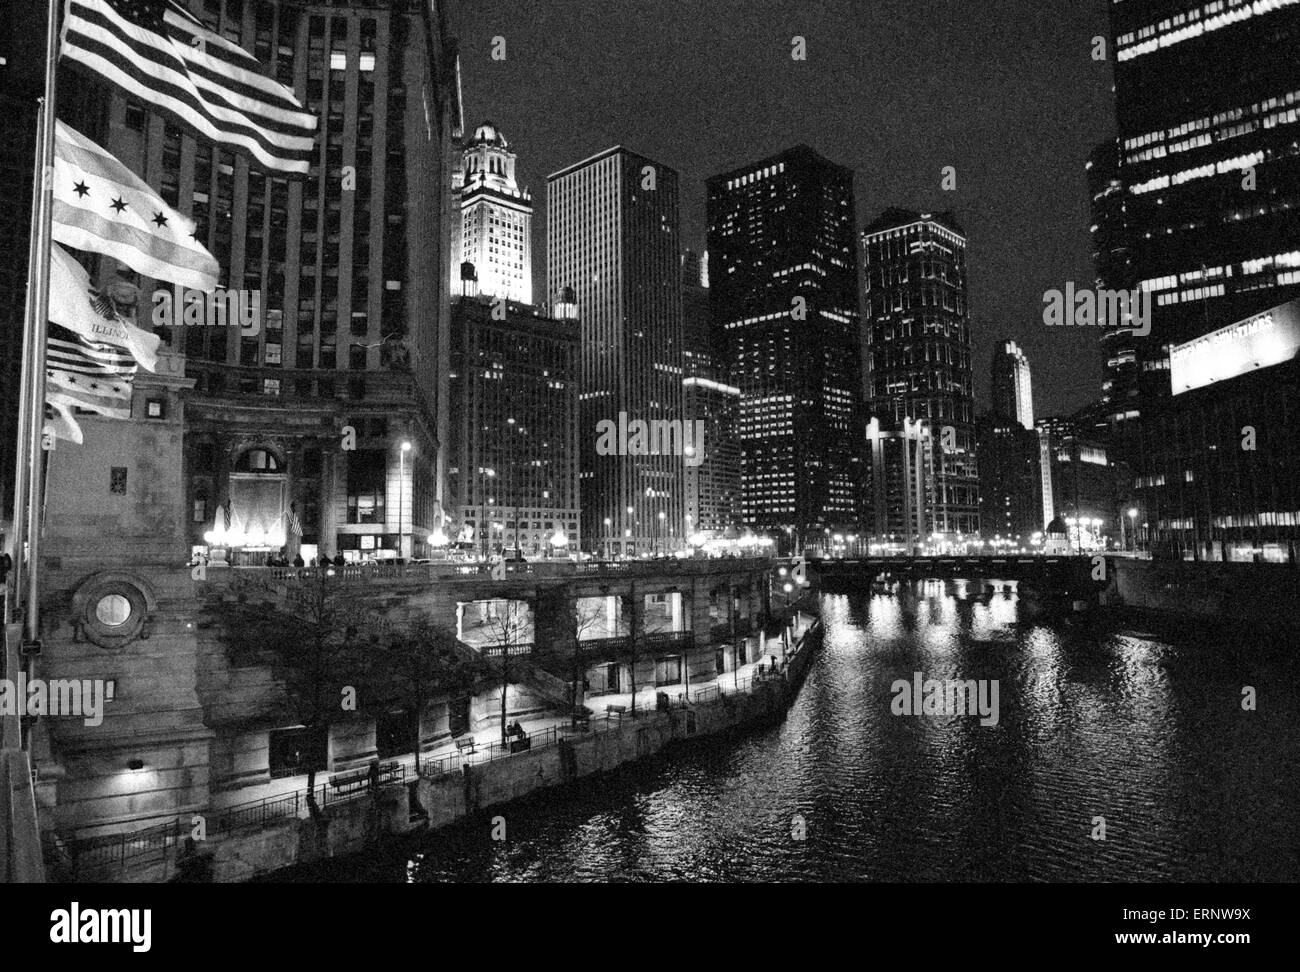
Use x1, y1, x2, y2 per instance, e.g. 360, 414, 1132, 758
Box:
975, 412, 1043, 542
1091, 0, 1300, 408
447, 295, 580, 556
680, 250, 740, 536
706, 145, 861, 544
1086, 139, 1141, 434
449, 121, 532, 304
547, 146, 686, 556
990, 338, 1034, 429
861, 209, 979, 540
64, 0, 463, 562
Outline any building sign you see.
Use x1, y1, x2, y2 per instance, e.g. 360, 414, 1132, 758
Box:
1170, 299, 1300, 395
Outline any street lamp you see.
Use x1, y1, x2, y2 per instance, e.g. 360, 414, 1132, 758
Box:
603, 517, 612, 560
398, 440, 412, 560
1127, 507, 1139, 553
657, 510, 666, 556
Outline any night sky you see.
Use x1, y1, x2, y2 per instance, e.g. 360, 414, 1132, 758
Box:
451, 0, 1118, 418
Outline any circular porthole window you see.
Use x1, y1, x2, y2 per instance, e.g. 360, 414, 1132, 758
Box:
72, 573, 156, 649
95, 594, 132, 628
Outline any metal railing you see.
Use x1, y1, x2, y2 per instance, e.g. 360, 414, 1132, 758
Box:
67, 818, 183, 877
209, 557, 776, 587
65, 762, 407, 878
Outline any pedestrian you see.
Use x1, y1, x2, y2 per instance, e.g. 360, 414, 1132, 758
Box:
333, 553, 345, 567
292, 553, 304, 568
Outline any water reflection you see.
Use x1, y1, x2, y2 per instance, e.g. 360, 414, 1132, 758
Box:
309, 583, 1300, 882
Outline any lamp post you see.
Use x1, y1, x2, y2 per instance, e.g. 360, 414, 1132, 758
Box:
1127, 507, 1138, 554
398, 440, 411, 560
658, 510, 666, 557
603, 517, 611, 560
480, 468, 496, 561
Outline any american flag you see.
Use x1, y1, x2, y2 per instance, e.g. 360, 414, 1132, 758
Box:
285, 503, 302, 537
61, 0, 317, 174
46, 322, 137, 420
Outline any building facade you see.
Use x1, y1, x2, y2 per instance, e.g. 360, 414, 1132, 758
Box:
705, 145, 861, 544
975, 412, 1042, 543
449, 120, 532, 304
1093, 0, 1300, 410
1138, 297, 1300, 562
861, 209, 979, 540
546, 146, 686, 557
75, 0, 464, 564
447, 295, 580, 557
990, 338, 1034, 430
680, 248, 740, 538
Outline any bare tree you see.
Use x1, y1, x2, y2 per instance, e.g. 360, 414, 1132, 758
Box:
209, 568, 362, 823
478, 595, 530, 746
360, 619, 486, 774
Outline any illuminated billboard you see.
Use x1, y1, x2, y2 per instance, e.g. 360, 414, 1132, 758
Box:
1170, 299, 1300, 395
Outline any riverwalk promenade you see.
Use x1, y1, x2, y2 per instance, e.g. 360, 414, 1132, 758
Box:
53, 612, 820, 882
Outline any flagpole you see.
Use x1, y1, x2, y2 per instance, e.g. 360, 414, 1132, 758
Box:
15, 0, 61, 734
6, 104, 47, 634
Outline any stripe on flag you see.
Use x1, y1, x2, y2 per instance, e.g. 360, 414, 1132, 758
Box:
53, 122, 219, 293
47, 321, 137, 420
61, 0, 318, 174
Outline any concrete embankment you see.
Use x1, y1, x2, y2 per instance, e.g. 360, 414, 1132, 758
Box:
73, 618, 822, 883
1113, 558, 1300, 633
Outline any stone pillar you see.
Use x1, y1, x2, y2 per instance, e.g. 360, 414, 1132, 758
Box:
688, 580, 713, 646
533, 587, 576, 653
319, 449, 342, 558
670, 591, 684, 631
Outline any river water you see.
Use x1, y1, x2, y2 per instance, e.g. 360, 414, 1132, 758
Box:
302, 585, 1300, 882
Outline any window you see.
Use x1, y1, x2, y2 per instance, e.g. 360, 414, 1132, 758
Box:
346, 449, 386, 524
110, 467, 128, 494
95, 594, 132, 627
655, 657, 686, 686
145, 398, 165, 419
269, 726, 328, 779
193, 495, 208, 523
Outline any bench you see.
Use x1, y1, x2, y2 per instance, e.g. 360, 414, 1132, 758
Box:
454, 736, 477, 754
606, 704, 627, 721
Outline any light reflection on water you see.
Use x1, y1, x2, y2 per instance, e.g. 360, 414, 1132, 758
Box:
308, 585, 1300, 882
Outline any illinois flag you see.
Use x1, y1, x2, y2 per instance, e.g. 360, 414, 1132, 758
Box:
45, 244, 161, 438
52, 120, 219, 292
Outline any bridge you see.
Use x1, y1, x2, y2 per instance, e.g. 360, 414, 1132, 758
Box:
808, 555, 1112, 598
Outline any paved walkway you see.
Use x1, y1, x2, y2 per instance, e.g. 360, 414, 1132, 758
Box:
209, 611, 817, 812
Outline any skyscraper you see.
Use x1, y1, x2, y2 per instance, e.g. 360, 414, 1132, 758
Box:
450, 121, 533, 304
448, 295, 580, 557
706, 145, 860, 545
62, 0, 464, 563
1092, 0, 1300, 408
861, 209, 979, 541
547, 146, 686, 556
680, 250, 740, 537
990, 338, 1034, 429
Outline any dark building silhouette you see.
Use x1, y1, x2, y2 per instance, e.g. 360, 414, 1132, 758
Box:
0, 0, 44, 529
706, 145, 861, 546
